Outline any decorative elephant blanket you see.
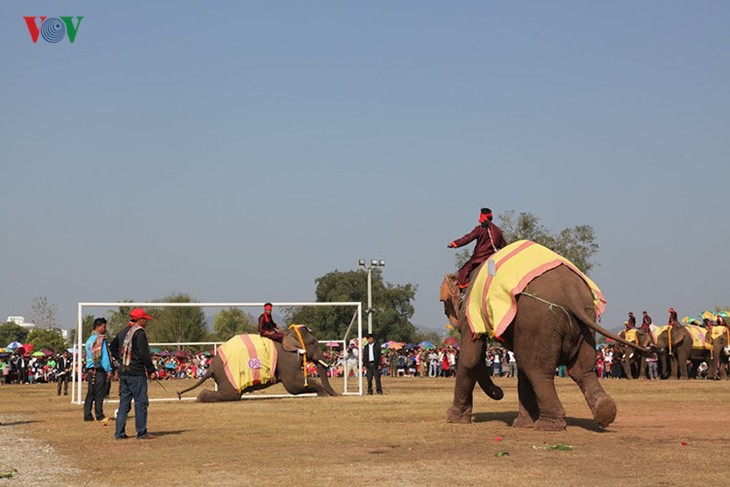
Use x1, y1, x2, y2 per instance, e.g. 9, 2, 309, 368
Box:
710, 325, 730, 342
217, 334, 278, 393
465, 240, 606, 338
652, 325, 713, 351
684, 325, 712, 351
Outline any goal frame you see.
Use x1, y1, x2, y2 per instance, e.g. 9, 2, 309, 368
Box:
72, 301, 363, 404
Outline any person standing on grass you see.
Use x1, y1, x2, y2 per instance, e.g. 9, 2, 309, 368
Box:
83, 318, 113, 421
55, 350, 72, 396
363, 333, 383, 395
110, 308, 157, 440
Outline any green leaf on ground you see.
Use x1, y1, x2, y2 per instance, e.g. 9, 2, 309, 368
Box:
0, 468, 18, 479
495, 451, 510, 457
547, 444, 573, 451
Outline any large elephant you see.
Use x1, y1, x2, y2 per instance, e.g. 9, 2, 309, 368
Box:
440, 265, 646, 431
618, 328, 654, 379
177, 326, 338, 401
653, 325, 709, 380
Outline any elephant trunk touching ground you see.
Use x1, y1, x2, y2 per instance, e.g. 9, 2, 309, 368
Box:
441, 265, 648, 431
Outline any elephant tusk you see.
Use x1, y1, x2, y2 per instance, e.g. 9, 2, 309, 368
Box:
318, 360, 330, 368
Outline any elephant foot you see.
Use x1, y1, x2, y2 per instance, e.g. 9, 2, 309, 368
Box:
593, 395, 617, 428
534, 417, 567, 431
511, 413, 535, 429
446, 405, 472, 424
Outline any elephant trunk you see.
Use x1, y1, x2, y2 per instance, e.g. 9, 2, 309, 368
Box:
316, 361, 339, 396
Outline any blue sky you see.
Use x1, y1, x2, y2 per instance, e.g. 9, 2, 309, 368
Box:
2, 1, 729, 337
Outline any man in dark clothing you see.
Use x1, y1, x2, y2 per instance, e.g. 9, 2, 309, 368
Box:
110, 308, 157, 440
258, 302, 284, 342
627, 312, 636, 329
55, 350, 72, 396
448, 207, 507, 288
363, 333, 383, 395
641, 311, 653, 331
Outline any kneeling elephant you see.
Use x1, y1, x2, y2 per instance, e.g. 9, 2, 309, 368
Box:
178, 326, 338, 402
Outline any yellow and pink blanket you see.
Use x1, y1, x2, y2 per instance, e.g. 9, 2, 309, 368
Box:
650, 324, 727, 351
217, 334, 278, 393
465, 240, 606, 338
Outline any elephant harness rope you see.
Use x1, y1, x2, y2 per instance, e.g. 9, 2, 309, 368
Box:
289, 325, 309, 387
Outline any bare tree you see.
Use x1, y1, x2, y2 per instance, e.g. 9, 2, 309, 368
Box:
31, 296, 58, 329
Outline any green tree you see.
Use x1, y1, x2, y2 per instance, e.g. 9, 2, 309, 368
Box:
27, 328, 67, 353
106, 302, 135, 337
147, 293, 207, 345
68, 314, 96, 345
213, 308, 257, 341
0, 322, 29, 346
286, 269, 418, 343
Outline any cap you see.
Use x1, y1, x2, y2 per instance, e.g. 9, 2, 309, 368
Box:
129, 308, 153, 321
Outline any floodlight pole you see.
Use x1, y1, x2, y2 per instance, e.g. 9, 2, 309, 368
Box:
367, 267, 373, 335
358, 259, 385, 336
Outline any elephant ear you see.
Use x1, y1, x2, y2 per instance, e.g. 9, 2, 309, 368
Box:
440, 274, 460, 326
282, 327, 304, 353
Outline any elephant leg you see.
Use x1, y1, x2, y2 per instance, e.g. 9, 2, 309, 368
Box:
512, 369, 537, 428
447, 364, 477, 423
197, 380, 240, 402
522, 369, 566, 431
638, 357, 647, 380
568, 342, 616, 428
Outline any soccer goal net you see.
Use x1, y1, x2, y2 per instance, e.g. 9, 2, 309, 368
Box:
71, 301, 363, 405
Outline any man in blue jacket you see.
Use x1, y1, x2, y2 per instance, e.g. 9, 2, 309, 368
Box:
83, 318, 113, 421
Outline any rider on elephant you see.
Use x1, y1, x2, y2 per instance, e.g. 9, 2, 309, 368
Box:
641, 311, 652, 331
447, 207, 507, 289
258, 303, 284, 342
668, 308, 680, 327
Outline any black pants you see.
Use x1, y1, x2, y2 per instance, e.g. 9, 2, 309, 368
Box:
84, 369, 108, 420
365, 362, 382, 394
57, 373, 69, 395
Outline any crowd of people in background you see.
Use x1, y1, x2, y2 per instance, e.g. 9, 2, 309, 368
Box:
4, 306, 728, 388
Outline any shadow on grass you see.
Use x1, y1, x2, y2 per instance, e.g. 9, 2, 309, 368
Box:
0, 420, 40, 427
151, 430, 187, 437
471, 412, 612, 433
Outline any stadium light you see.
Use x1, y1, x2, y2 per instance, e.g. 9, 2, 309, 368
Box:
358, 258, 385, 335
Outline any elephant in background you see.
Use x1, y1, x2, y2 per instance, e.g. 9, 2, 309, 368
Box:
177, 327, 338, 402
441, 265, 646, 431
618, 328, 654, 379
653, 325, 708, 379
705, 326, 729, 380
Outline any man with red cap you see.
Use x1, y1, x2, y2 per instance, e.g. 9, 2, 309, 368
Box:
447, 207, 507, 289
110, 307, 157, 440
258, 303, 284, 342
667, 308, 680, 327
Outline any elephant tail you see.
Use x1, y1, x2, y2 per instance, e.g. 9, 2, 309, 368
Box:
176, 367, 213, 400
575, 306, 650, 354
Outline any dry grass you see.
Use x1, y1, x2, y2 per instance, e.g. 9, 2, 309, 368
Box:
2, 376, 730, 486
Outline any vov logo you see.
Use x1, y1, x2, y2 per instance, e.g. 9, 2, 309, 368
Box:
23, 17, 84, 44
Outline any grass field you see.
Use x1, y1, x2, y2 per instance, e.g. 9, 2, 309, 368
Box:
2, 376, 730, 486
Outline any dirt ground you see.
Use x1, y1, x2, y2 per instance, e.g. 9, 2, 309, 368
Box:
2, 376, 730, 486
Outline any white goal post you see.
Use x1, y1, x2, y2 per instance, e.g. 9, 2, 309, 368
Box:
72, 301, 363, 404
